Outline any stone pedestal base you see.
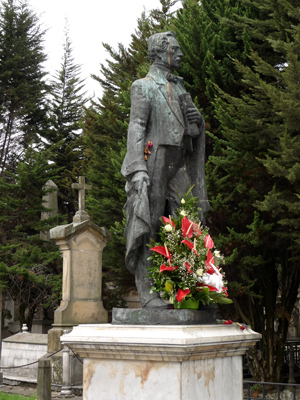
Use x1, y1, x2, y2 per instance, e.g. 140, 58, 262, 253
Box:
112, 306, 216, 325
61, 323, 261, 400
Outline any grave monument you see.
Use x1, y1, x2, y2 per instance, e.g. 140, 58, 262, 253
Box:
47, 176, 111, 387
61, 32, 261, 399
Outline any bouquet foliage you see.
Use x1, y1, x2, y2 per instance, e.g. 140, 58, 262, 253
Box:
148, 190, 232, 308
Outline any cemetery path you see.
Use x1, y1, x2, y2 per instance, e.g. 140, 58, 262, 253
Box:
0, 383, 83, 399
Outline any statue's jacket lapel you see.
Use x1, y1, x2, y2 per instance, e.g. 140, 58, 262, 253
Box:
149, 71, 185, 128
141, 67, 185, 181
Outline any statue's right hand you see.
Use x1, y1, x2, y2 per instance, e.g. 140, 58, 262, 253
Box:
132, 171, 150, 197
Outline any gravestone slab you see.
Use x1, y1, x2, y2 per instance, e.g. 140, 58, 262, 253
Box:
1, 333, 48, 382
48, 220, 111, 353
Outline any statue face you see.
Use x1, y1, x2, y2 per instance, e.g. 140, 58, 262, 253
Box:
159, 37, 184, 70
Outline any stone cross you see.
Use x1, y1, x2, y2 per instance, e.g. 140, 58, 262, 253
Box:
71, 176, 92, 223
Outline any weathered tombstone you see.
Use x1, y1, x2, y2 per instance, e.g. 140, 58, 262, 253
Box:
40, 180, 58, 241
47, 176, 111, 388
37, 358, 51, 400
1, 331, 48, 382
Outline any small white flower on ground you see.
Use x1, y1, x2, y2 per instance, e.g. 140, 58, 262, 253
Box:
180, 210, 187, 216
196, 268, 204, 276
181, 198, 186, 204
164, 224, 173, 232
214, 250, 221, 257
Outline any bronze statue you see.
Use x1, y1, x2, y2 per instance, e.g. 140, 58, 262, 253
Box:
121, 32, 210, 308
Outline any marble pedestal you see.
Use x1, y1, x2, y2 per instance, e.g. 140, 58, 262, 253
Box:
61, 323, 261, 400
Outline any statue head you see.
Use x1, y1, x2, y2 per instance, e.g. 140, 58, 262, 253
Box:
147, 31, 183, 70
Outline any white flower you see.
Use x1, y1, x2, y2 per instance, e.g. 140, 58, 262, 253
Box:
181, 198, 186, 204
214, 250, 221, 257
180, 210, 187, 216
202, 272, 223, 293
164, 224, 173, 232
196, 268, 204, 276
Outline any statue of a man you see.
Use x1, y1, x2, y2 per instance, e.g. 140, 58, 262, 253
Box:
121, 31, 210, 308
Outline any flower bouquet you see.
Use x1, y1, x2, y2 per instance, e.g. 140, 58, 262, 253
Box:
147, 190, 233, 309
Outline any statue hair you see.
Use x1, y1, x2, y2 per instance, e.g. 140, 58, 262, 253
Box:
147, 31, 176, 63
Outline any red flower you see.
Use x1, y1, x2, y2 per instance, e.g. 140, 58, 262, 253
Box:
197, 283, 218, 292
181, 239, 199, 256
151, 246, 172, 260
162, 216, 176, 228
181, 217, 193, 238
160, 264, 178, 272
206, 250, 214, 264
222, 287, 229, 297
240, 325, 246, 331
192, 223, 202, 237
185, 262, 193, 274
223, 320, 233, 325
204, 234, 214, 249
205, 250, 215, 274
176, 288, 190, 302
205, 265, 215, 274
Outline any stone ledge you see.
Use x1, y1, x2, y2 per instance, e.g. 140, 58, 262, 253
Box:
61, 323, 261, 362
50, 220, 111, 242
112, 307, 216, 325
3, 333, 48, 344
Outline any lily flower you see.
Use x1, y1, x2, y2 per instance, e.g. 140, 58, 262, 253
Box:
151, 245, 172, 260
181, 239, 199, 256
181, 216, 193, 238
204, 234, 214, 249
176, 288, 190, 302
162, 216, 176, 228
205, 250, 215, 274
160, 264, 178, 272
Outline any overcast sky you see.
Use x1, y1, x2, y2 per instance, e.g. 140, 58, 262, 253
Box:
28, 0, 180, 100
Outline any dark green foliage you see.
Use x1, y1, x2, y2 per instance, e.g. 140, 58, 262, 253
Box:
0, 0, 49, 174
0, 0, 64, 328
174, 0, 253, 128
208, 0, 300, 381
0, 147, 62, 330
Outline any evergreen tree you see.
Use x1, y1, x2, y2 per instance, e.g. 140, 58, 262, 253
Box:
0, 0, 48, 174
209, 0, 300, 382
48, 25, 87, 220
164, 0, 300, 380
0, 147, 62, 330
83, 0, 179, 308
174, 0, 253, 122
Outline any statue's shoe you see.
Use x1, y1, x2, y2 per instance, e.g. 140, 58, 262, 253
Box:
143, 297, 171, 309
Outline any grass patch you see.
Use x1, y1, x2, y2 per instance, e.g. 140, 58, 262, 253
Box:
0, 393, 36, 400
